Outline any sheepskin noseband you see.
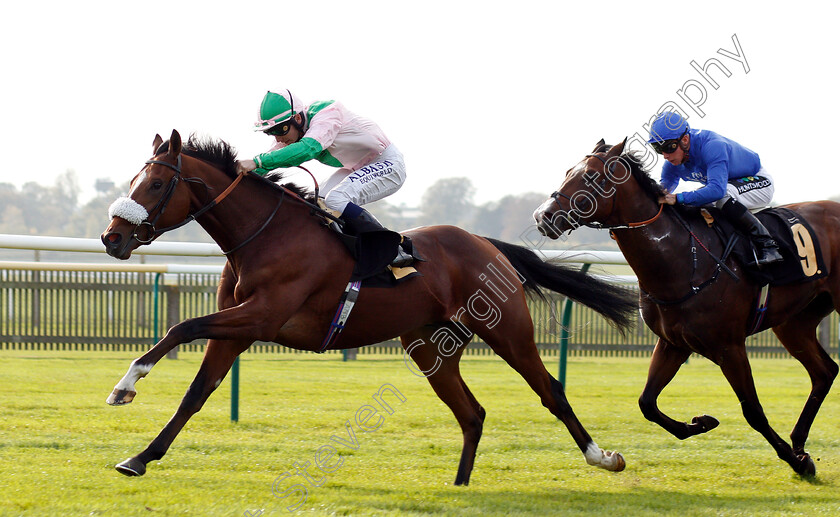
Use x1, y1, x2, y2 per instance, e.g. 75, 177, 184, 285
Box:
108, 197, 149, 225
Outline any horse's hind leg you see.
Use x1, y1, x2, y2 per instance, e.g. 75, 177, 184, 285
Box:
402, 326, 485, 486
772, 296, 839, 456
717, 345, 816, 476
639, 338, 719, 439
115, 338, 251, 476
474, 315, 625, 472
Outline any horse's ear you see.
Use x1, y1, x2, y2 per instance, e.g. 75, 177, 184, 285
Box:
152, 134, 163, 154
592, 138, 606, 152
606, 137, 628, 158
168, 130, 182, 157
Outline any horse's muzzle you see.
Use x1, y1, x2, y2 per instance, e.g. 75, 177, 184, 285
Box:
101, 230, 132, 260
533, 210, 563, 240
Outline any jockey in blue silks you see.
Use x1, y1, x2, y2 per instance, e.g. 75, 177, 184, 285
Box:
649, 111, 783, 266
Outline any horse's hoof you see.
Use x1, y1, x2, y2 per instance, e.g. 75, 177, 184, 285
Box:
690, 414, 719, 434
795, 453, 816, 477
106, 389, 136, 405
115, 457, 146, 476
605, 451, 626, 472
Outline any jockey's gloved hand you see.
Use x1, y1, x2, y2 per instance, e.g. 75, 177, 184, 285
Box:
235, 159, 257, 174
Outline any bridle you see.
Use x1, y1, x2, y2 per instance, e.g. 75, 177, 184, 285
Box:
128, 155, 337, 255
131, 155, 246, 242
549, 151, 736, 305
130, 156, 184, 244
549, 152, 663, 231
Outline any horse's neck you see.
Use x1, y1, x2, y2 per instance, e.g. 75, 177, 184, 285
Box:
611, 204, 696, 290
190, 174, 319, 257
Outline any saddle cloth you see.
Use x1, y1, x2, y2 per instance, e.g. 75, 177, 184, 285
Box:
317, 210, 421, 287
704, 206, 827, 286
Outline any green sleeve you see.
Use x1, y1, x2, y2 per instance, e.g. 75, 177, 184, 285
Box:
253, 137, 323, 173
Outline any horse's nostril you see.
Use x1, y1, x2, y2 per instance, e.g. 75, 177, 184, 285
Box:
103, 232, 121, 247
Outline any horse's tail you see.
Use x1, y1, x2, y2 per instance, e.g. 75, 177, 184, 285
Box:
485, 238, 637, 334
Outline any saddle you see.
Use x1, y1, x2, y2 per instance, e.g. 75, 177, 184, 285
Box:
314, 205, 422, 352
701, 206, 827, 286
315, 202, 422, 287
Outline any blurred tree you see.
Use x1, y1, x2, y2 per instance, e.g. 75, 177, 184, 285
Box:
94, 178, 116, 195
419, 177, 476, 227
0, 205, 26, 234
0, 172, 620, 251
68, 180, 127, 238
471, 192, 547, 244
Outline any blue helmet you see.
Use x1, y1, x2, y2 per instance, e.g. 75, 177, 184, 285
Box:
648, 111, 690, 143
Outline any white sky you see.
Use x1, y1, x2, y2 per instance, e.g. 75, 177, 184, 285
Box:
1, 1, 838, 209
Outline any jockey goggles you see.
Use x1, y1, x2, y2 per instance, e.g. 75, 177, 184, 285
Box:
265, 121, 293, 136
650, 129, 688, 154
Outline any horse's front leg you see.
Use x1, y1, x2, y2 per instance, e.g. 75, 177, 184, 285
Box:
115, 338, 251, 476
107, 301, 287, 404
108, 264, 239, 405
639, 338, 719, 439
107, 266, 298, 405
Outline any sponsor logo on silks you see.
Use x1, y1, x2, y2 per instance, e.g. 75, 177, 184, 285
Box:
688, 171, 707, 182
348, 160, 394, 183
732, 175, 770, 194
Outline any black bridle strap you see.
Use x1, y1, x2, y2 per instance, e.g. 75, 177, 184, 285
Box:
151, 171, 285, 256
246, 169, 343, 225
130, 156, 183, 244
151, 170, 247, 236
144, 156, 182, 225
133, 157, 337, 255
551, 153, 663, 231
553, 152, 737, 305
640, 207, 739, 306
222, 190, 285, 256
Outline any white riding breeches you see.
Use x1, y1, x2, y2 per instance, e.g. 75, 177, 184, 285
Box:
712, 167, 774, 211
322, 144, 406, 214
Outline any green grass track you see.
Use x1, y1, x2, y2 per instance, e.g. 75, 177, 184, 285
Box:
1, 351, 839, 516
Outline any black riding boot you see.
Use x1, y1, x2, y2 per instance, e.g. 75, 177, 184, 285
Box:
720, 198, 783, 266
340, 204, 414, 268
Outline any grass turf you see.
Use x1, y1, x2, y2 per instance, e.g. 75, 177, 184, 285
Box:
1, 350, 839, 516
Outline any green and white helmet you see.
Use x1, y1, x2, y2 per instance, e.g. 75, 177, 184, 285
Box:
253, 90, 303, 132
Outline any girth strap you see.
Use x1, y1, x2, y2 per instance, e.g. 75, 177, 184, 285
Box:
318, 280, 362, 352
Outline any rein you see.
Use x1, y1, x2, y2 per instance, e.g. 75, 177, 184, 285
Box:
638, 204, 739, 306
131, 157, 338, 255
551, 153, 664, 231
551, 151, 738, 306
147, 164, 247, 237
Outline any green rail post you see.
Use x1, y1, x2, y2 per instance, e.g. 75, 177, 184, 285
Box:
153, 273, 162, 343
558, 263, 590, 386
231, 356, 240, 422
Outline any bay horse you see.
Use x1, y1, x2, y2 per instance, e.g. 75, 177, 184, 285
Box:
533, 138, 840, 476
100, 130, 637, 485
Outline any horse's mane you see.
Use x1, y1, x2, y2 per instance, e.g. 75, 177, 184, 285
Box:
596, 142, 665, 202
156, 134, 315, 201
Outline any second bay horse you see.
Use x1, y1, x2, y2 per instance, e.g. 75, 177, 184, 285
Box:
533, 138, 840, 476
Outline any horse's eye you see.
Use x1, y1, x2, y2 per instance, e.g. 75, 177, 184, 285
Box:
151, 180, 163, 190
